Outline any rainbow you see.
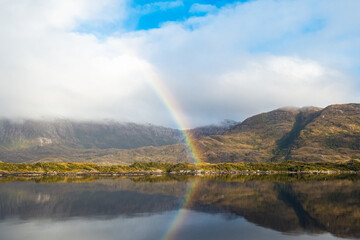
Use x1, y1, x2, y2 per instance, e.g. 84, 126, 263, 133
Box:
144, 67, 202, 239
161, 179, 200, 240
145, 70, 202, 164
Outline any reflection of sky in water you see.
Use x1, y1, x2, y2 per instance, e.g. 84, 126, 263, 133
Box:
0, 210, 340, 240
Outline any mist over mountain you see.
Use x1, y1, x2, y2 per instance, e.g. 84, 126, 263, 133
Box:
0, 103, 359, 164
0, 119, 236, 163
186, 120, 238, 139
0, 120, 183, 150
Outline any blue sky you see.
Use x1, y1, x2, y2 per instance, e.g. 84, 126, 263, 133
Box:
0, 0, 359, 127
77, 0, 248, 34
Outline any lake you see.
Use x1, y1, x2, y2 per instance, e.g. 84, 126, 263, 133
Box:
0, 175, 359, 240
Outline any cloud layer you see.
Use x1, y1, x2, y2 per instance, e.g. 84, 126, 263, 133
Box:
0, 0, 359, 127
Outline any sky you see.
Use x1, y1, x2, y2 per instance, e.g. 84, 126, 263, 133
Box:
0, 0, 359, 128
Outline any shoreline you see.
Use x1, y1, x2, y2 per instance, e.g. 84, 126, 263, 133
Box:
0, 170, 358, 177
1, 161, 360, 177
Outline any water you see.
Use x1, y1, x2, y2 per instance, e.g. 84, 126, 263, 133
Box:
0, 175, 359, 240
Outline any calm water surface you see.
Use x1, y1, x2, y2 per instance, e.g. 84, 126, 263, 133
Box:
0, 175, 359, 240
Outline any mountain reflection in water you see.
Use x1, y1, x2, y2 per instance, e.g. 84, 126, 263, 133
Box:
0, 175, 359, 240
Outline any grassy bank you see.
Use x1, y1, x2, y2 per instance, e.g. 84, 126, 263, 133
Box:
0, 160, 360, 174
1, 173, 359, 184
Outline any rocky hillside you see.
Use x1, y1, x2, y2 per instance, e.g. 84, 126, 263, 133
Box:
195, 103, 360, 163
111, 103, 360, 164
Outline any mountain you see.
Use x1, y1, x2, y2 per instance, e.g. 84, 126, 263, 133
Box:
0, 120, 183, 163
195, 103, 360, 163
0, 119, 184, 150
0, 119, 236, 163
0, 103, 358, 164
283, 104, 360, 162
112, 103, 360, 164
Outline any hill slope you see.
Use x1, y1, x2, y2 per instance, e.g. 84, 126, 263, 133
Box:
115, 103, 360, 164
194, 104, 360, 163
0, 104, 359, 164
0, 119, 235, 163
0, 120, 183, 150
287, 104, 360, 162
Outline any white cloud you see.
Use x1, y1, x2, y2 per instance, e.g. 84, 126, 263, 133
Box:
0, 0, 359, 127
138, 1, 184, 14
0, 0, 126, 31
0, 0, 173, 125
132, 0, 360, 125
216, 56, 354, 115
189, 4, 217, 14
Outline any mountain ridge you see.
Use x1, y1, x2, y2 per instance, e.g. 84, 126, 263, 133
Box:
0, 103, 359, 164
195, 103, 360, 163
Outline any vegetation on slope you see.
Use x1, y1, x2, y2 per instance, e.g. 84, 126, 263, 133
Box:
288, 104, 360, 162
0, 160, 360, 174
